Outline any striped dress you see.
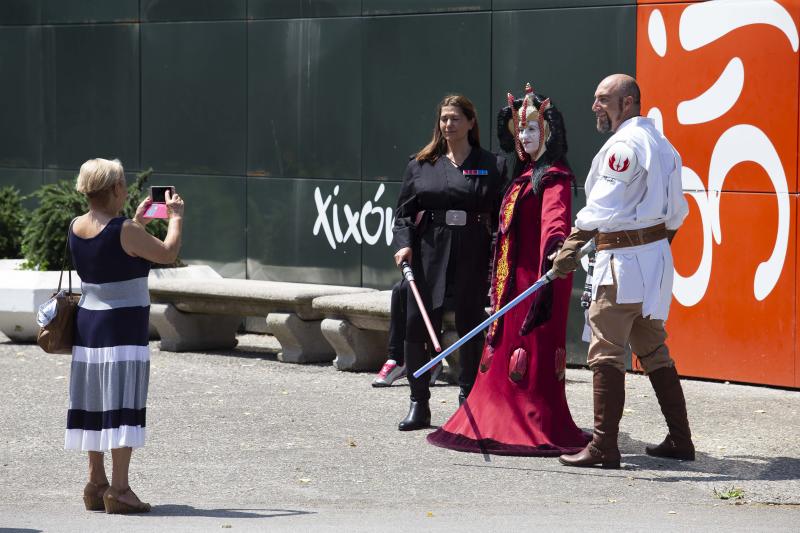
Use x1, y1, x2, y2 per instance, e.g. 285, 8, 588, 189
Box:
65, 217, 151, 451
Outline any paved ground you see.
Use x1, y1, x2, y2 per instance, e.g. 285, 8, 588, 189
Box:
0, 333, 798, 532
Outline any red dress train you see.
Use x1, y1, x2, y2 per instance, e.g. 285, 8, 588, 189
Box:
427, 162, 590, 456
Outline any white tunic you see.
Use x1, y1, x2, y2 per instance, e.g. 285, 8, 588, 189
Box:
576, 116, 689, 320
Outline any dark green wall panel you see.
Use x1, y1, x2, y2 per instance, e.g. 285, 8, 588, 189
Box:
361, 181, 400, 289
248, 18, 361, 180
566, 186, 587, 366
303, 0, 360, 18
247, 0, 301, 19
43, 24, 139, 170
362, 13, 492, 180
492, 6, 636, 185
141, 21, 246, 175
0, 168, 42, 210
42, 168, 78, 185
493, 0, 635, 9
43, 168, 139, 188
248, 0, 360, 19
0, 1, 41, 24
0, 26, 42, 168
247, 178, 361, 285
141, 0, 245, 22
149, 173, 246, 278
363, 0, 489, 15
42, 0, 138, 23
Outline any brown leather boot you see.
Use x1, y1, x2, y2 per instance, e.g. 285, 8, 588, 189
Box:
559, 366, 625, 469
646, 365, 695, 460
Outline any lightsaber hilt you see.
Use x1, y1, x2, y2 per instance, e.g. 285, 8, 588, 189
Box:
401, 261, 415, 283
413, 239, 596, 378
580, 251, 595, 309
400, 260, 442, 353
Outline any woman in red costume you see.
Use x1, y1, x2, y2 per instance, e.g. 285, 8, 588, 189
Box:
427, 85, 591, 455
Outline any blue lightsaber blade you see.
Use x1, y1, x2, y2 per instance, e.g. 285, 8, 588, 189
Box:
412, 239, 596, 379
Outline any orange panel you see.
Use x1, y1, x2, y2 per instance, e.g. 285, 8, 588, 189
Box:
636, 1, 799, 193
796, 194, 800, 388
654, 192, 796, 386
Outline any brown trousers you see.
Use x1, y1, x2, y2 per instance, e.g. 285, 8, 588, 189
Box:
587, 273, 675, 375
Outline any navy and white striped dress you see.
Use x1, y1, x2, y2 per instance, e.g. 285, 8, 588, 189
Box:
65, 217, 151, 451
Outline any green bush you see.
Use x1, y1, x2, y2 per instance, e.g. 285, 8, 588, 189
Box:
20, 180, 85, 270
21, 168, 168, 270
0, 186, 27, 259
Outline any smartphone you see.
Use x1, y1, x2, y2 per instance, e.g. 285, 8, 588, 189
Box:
144, 186, 175, 219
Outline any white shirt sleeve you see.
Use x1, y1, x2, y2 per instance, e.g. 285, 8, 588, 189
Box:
664, 153, 689, 231
576, 137, 688, 232
575, 142, 645, 231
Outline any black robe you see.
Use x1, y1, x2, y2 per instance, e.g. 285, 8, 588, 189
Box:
393, 146, 507, 324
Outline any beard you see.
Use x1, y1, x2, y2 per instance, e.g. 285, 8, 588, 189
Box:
596, 112, 612, 133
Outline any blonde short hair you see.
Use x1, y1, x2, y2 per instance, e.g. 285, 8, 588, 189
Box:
76, 158, 124, 196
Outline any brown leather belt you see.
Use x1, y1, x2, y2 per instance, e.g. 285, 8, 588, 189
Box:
595, 223, 668, 251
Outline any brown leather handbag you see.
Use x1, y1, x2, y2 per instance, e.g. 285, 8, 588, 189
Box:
36, 221, 80, 354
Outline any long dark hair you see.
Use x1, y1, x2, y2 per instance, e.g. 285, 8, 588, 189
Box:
416, 94, 481, 164
496, 92, 573, 194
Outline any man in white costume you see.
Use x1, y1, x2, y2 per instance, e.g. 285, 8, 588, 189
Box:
554, 74, 695, 469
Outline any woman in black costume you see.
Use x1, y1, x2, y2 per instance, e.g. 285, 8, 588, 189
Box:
392, 94, 506, 430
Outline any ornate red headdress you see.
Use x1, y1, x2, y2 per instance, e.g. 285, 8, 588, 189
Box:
507, 92, 525, 161
508, 82, 552, 161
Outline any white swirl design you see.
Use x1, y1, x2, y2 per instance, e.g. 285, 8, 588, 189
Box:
649, 0, 797, 305
677, 58, 744, 125
680, 0, 798, 52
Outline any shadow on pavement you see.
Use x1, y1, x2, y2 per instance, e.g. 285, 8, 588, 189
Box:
621, 434, 800, 483
451, 433, 800, 487
0, 528, 42, 533
148, 506, 314, 519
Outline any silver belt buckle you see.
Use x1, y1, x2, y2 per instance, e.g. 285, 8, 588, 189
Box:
445, 210, 467, 226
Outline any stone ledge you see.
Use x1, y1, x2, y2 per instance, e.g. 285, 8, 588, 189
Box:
312, 290, 458, 331
149, 278, 375, 321
150, 303, 240, 352
0, 265, 220, 342
321, 318, 388, 371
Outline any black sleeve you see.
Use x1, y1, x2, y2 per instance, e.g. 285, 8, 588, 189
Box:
392, 160, 419, 252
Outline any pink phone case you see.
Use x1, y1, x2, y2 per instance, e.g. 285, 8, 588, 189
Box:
144, 203, 168, 219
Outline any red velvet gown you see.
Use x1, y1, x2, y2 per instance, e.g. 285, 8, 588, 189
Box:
427, 161, 591, 456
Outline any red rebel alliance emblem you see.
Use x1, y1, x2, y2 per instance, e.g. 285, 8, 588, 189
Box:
608, 153, 630, 173
600, 142, 636, 182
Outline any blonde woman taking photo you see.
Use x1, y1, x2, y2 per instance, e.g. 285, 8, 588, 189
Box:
66, 158, 183, 514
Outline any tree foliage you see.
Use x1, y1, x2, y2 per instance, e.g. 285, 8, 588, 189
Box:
20, 168, 165, 270
0, 186, 27, 259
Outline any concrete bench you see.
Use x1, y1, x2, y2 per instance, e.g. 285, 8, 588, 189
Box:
148, 278, 375, 362
311, 291, 466, 376
0, 264, 218, 342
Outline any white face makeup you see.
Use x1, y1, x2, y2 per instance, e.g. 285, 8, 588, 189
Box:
519, 121, 541, 157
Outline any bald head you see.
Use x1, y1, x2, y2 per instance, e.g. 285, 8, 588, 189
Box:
603, 74, 641, 108
592, 74, 641, 133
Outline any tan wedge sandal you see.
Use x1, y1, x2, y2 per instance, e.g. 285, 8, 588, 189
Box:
103, 486, 151, 514
83, 481, 110, 511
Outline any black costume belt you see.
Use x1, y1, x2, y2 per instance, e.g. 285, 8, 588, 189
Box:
428, 210, 490, 227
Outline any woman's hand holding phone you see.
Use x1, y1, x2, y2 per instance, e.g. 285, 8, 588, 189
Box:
165, 189, 184, 218
133, 197, 154, 226
142, 186, 175, 219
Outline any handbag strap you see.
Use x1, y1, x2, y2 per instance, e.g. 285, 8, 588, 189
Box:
57, 218, 77, 294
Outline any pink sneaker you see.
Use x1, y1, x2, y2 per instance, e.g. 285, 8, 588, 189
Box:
372, 359, 407, 387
